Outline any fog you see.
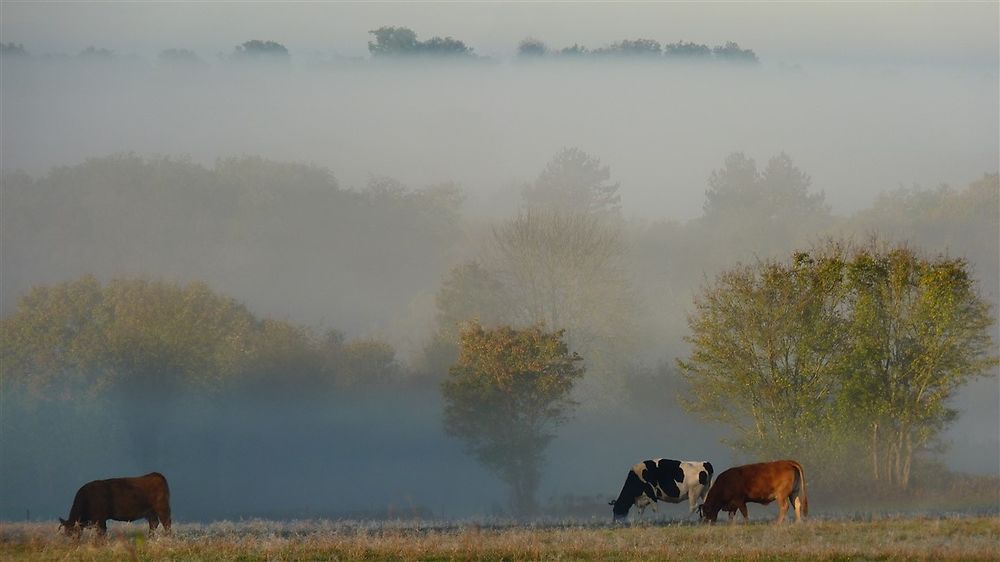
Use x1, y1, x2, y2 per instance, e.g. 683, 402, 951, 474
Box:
1, 8, 998, 523
3, 57, 997, 220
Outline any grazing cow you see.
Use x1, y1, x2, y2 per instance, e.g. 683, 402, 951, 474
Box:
698, 460, 808, 524
59, 472, 171, 538
609, 459, 714, 522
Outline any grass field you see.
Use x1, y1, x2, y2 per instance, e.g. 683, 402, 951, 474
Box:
2, 515, 998, 561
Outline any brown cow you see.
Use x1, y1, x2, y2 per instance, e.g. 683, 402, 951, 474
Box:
59, 472, 171, 538
698, 460, 807, 524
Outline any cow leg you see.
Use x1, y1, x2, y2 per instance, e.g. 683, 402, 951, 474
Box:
792, 494, 803, 523
738, 503, 748, 522
685, 494, 697, 519
158, 504, 172, 536
97, 520, 108, 537
147, 514, 159, 537
777, 497, 788, 524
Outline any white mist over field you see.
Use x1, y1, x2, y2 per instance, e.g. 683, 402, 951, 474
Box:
2, 58, 997, 220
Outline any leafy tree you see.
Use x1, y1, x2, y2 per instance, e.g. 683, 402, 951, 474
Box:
489, 211, 636, 403
700, 152, 830, 259
368, 26, 420, 56
332, 339, 401, 388
678, 245, 852, 472
595, 38, 662, 57
843, 242, 997, 489
1, 276, 258, 466
1, 42, 28, 56
522, 148, 621, 217
421, 262, 511, 377
679, 241, 996, 490
232, 40, 290, 62
664, 41, 711, 59
556, 44, 589, 57
442, 322, 583, 515
712, 41, 758, 63
517, 38, 547, 58
848, 174, 1000, 301
419, 36, 473, 56
368, 26, 473, 57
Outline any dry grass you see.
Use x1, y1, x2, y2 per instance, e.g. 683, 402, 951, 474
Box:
1, 516, 998, 561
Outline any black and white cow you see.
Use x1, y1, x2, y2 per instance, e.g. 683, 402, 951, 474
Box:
610, 459, 714, 522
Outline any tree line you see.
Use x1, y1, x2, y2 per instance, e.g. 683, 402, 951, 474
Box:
1, 30, 758, 64
2, 149, 996, 516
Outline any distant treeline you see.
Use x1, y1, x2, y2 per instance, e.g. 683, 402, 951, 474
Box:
0, 29, 758, 64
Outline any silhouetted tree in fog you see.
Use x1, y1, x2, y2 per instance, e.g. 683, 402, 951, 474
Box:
232, 40, 290, 62
699, 152, 830, 259
517, 38, 547, 58
368, 26, 474, 57
522, 148, 621, 217
664, 41, 712, 59
1, 42, 27, 56
442, 322, 583, 516
712, 41, 758, 63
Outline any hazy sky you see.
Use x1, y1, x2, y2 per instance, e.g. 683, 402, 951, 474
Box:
3, 2, 998, 65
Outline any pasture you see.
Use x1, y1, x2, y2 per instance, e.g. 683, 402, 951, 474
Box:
2, 515, 998, 561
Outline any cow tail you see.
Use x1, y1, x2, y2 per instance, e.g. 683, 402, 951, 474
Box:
794, 461, 808, 516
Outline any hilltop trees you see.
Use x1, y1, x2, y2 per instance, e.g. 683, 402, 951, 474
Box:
368, 26, 474, 57
232, 40, 290, 62
442, 322, 583, 515
679, 241, 996, 489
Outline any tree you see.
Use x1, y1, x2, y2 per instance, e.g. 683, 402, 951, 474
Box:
699, 152, 830, 259
1, 42, 28, 57
368, 26, 474, 57
368, 26, 420, 56
442, 322, 583, 515
678, 241, 997, 490
594, 38, 662, 57
421, 261, 512, 377
522, 148, 621, 217
843, 242, 996, 489
489, 211, 636, 403
664, 41, 711, 59
678, 245, 852, 471
232, 40, 290, 62
517, 38, 547, 58
712, 41, 758, 63
1, 276, 258, 466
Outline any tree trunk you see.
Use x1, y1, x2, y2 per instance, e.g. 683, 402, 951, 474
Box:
871, 422, 879, 481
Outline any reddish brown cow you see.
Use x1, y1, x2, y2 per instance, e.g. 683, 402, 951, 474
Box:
698, 460, 807, 524
59, 472, 171, 538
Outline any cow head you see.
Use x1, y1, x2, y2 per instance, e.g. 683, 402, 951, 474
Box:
697, 502, 720, 524
58, 518, 82, 538
609, 499, 629, 524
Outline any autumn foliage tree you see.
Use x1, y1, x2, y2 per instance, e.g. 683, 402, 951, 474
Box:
442, 322, 584, 515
